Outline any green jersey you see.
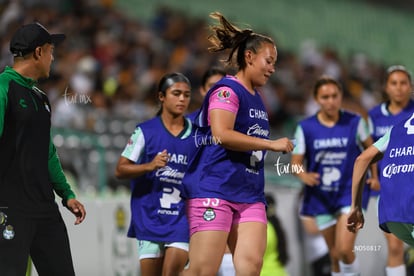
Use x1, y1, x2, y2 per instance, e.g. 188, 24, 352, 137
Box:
0, 66, 74, 217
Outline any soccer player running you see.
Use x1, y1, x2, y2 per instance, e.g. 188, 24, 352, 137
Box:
187, 66, 236, 276
366, 65, 414, 276
291, 76, 376, 276
116, 73, 194, 276
347, 110, 414, 259
187, 67, 226, 122
181, 12, 293, 276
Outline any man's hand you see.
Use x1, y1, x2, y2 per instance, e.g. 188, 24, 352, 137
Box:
66, 199, 86, 225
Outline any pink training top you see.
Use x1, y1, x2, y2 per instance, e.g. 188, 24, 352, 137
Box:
207, 75, 240, 125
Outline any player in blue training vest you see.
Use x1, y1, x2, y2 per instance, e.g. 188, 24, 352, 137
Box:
115, 73, 194, 276
367, 65, 414, 276
348, 111, 414, 247
291, 76, 376, 276
186, 76, 271, 202
181, 12, 294, 276
186, 67, 226, 123
186, 66, 237, 276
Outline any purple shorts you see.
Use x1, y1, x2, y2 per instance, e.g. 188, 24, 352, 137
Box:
186, 198, 266, 236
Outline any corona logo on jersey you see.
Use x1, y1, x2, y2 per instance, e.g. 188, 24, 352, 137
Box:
382, 112, 414, 179
382, 163, 414, 179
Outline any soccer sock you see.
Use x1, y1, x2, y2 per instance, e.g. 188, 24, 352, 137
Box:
386, 265, 406, 276
339, 259, 360, 275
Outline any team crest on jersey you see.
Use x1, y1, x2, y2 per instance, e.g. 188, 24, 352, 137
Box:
3, 225, 14, 240
19, 99, 27, 108
203, 208, 216, 221
127, 138, 133, 145
217, 90, 231, 99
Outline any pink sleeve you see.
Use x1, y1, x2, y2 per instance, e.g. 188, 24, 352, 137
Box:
208, 87, 240, 122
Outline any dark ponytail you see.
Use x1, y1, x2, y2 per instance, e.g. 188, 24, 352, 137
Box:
207, 12, 274, 70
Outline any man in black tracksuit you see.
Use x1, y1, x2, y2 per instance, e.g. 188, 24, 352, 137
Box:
0, 22, 86, 276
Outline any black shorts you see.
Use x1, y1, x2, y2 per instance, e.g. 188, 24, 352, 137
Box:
0, 212, 75, 276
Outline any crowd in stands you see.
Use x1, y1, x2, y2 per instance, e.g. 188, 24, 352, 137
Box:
0, 0, 399, 193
